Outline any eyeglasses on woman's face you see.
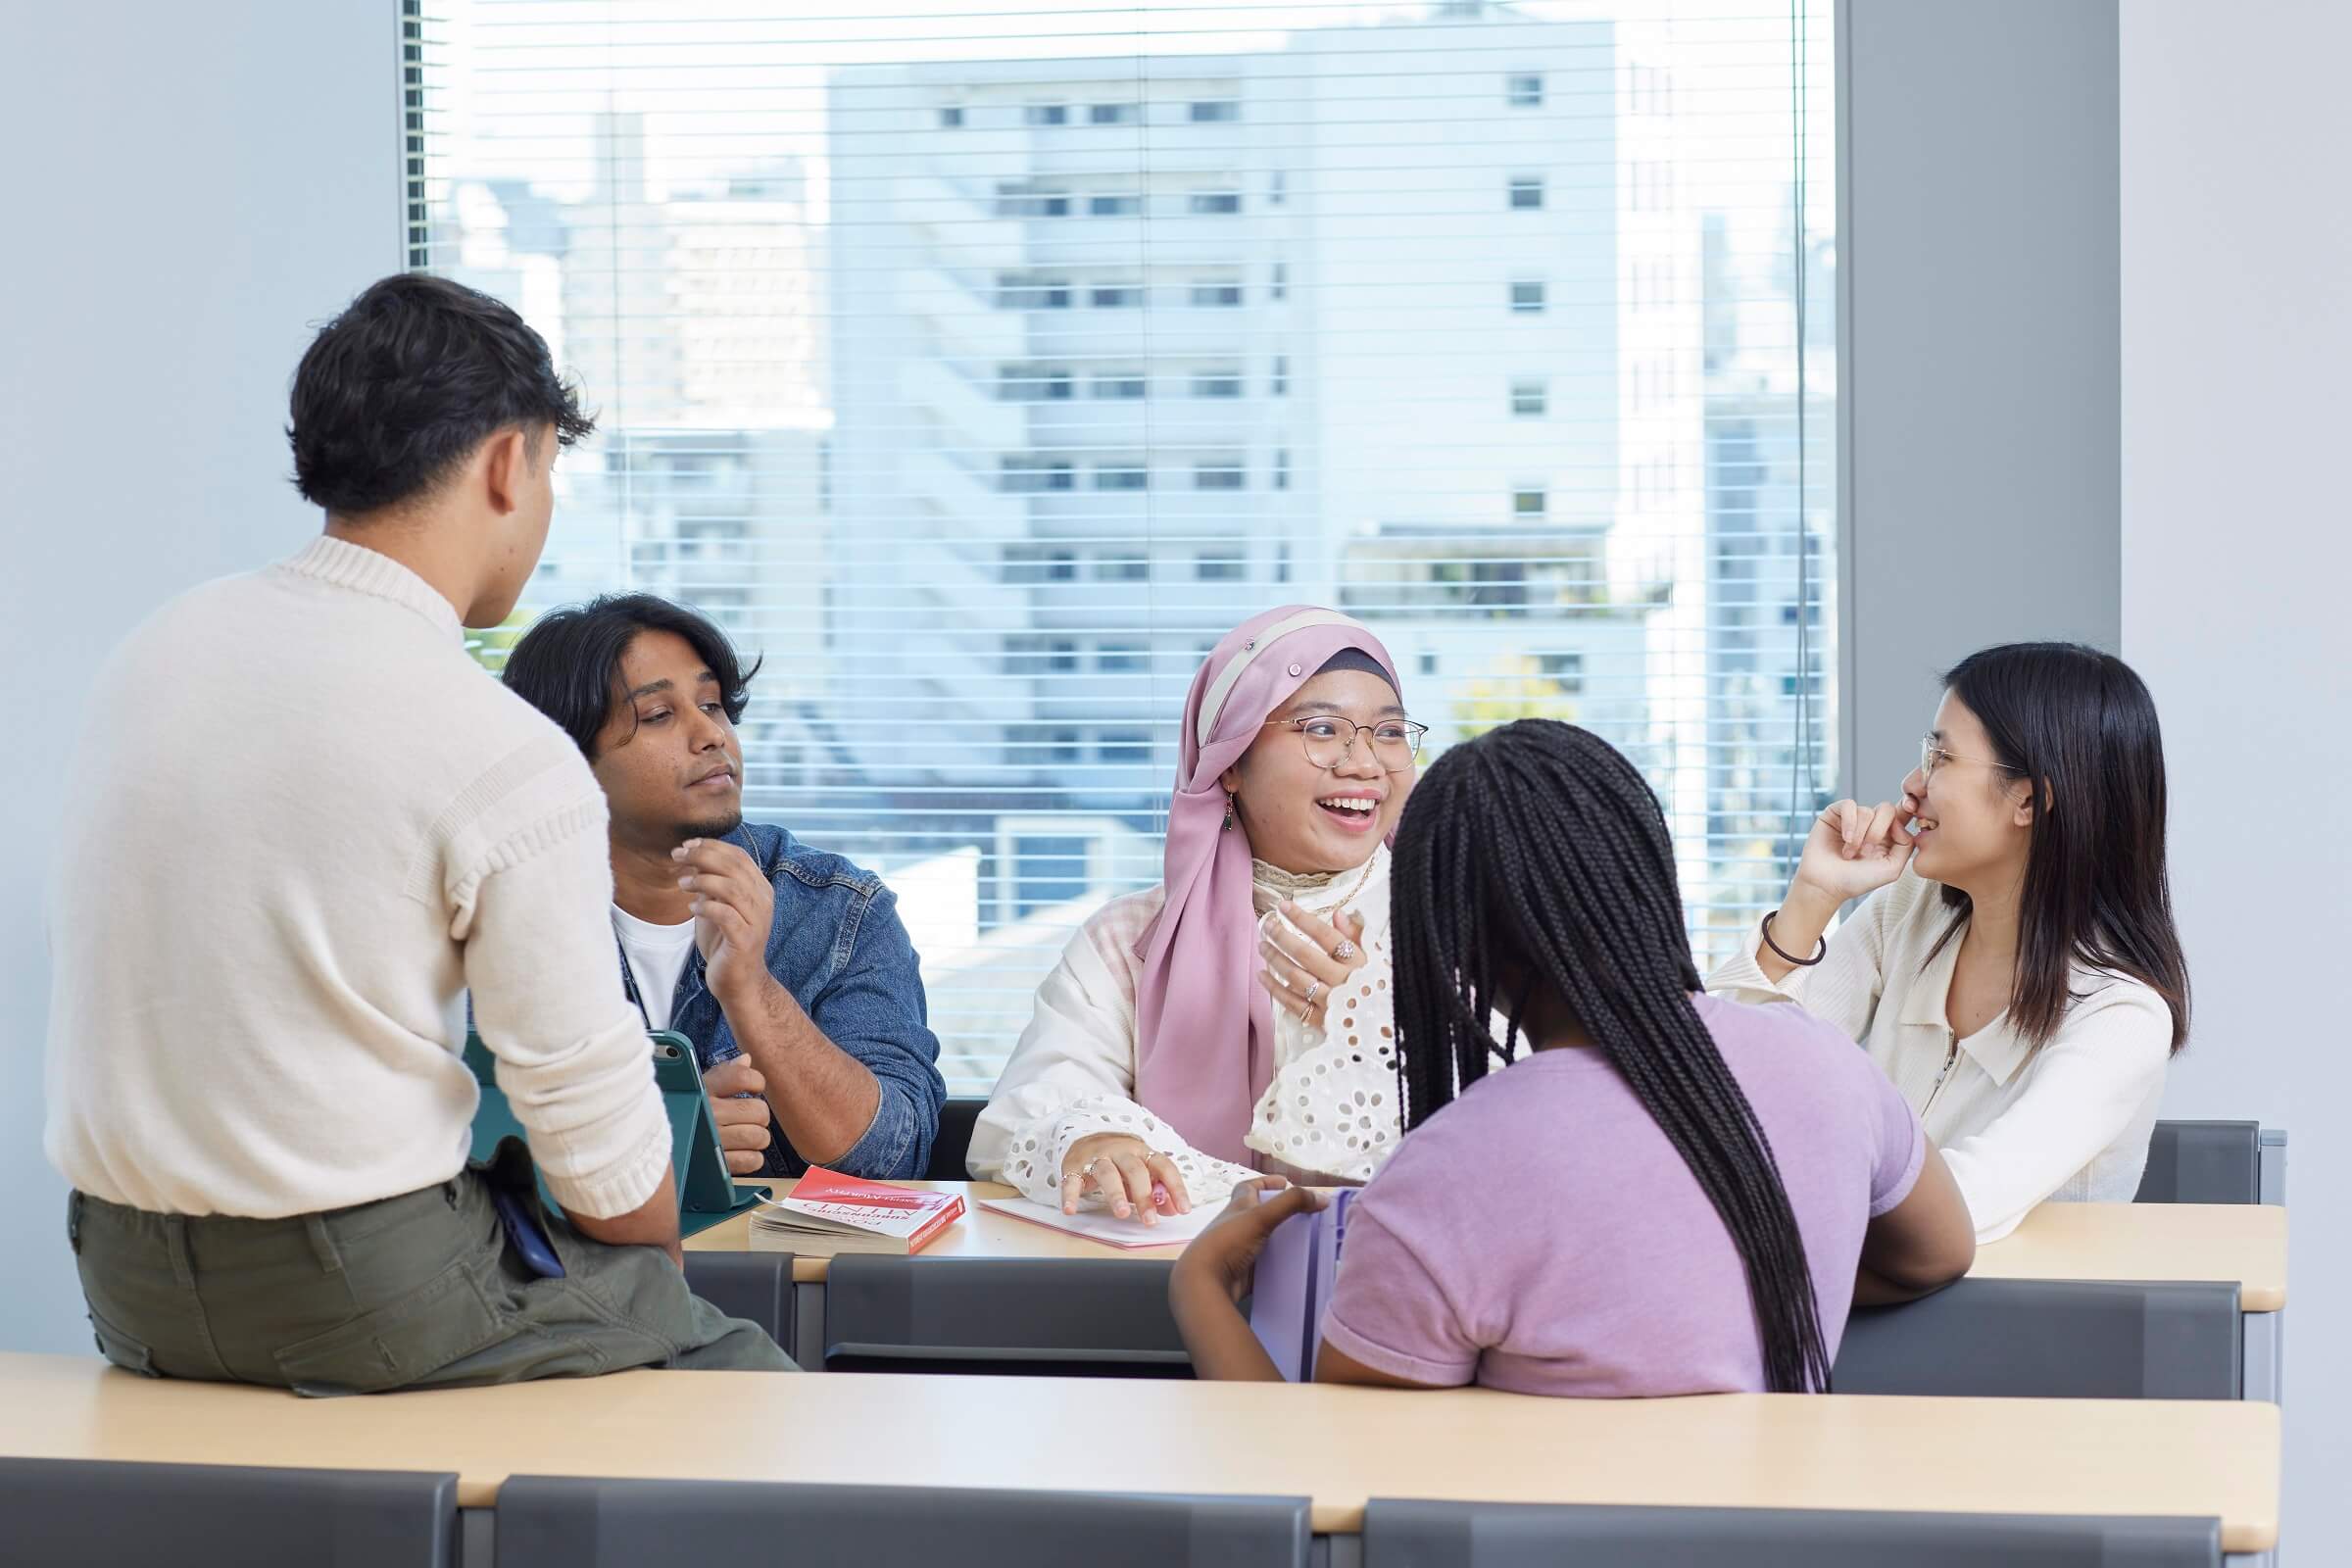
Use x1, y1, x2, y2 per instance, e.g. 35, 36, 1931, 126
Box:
1918, 734, 2017, 785
1266, 714, 1428, 773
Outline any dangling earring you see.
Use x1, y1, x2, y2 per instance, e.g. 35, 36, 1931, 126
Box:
1222, 791, 1237, 832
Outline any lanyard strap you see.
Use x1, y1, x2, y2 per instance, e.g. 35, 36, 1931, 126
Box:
612, 917, 657, 1033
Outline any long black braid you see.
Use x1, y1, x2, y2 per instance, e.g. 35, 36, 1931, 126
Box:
1390, 719, 1835, 1395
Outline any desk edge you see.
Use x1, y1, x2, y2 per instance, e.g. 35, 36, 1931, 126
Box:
445, 1482, 2273, 1548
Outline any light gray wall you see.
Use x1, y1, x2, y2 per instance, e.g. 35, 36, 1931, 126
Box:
0, 4, 400, 1351
2122, 1, 2352, 1551
1839, 0, 2121, 800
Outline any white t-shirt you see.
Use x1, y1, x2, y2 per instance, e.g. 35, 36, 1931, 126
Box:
612, 906, 700, 1032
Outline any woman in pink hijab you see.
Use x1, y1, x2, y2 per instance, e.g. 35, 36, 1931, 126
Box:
969, 608, 1424, 1225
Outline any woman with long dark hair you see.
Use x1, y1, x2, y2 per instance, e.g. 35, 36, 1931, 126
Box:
1171, 720, 1975, 1393
1711, 642, 2191, 1243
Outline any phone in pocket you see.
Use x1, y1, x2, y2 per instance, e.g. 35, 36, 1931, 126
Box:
489, 1184, 566, 1280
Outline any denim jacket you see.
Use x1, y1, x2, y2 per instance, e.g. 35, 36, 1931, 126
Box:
630, 823, 945, 1180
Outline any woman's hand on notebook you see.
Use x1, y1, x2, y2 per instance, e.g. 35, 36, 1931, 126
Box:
1059, 1134, 1192, 1224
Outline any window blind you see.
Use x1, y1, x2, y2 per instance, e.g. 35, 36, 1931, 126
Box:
411, 0, 1838, 1095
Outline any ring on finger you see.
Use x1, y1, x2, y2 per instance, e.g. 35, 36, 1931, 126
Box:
1302, 979, 1323, 1008
1331, 938, 1357, 961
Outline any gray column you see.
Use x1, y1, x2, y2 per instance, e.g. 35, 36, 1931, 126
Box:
1838, 0, 2121, 799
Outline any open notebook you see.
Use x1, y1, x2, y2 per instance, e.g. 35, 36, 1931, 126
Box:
974, 1194, 1222, 1250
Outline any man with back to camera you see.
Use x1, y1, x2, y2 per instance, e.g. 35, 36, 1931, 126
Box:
499, 594, 947, 1182
45, 274, 793, 1390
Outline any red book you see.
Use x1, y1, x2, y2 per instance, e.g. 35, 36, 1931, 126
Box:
751, 1168, 964, 1255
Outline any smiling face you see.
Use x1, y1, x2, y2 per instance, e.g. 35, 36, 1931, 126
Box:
1219, 669, 1412, 876
588, 628, 745, 852
1903, 690, 2035, 892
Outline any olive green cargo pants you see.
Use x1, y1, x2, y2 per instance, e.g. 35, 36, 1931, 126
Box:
69, 1143, 792, 1396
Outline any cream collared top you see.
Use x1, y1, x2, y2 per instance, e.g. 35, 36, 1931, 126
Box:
968, 848, 1401, 1208
1706, 868, 2174, 1244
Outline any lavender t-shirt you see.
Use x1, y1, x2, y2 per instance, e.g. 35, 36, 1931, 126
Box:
1321, 993, 1925, 1396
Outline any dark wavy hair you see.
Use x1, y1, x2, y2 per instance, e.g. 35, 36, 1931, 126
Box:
287, 273, 594, 516
500, 594, 762, 761
1390, 719, 1834, 1395
1933, 643, 2191, 1053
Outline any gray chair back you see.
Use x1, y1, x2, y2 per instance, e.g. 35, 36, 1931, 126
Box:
2136, 1120, 2262, 1203
0, 1457, 457, 1568
823, 1254, 1192, 1376
495, 1476, 1310, 1568
1361, 1498, 2220, 1567
925, 1098, 984, 1179
1836, 1278, 2240, 1399
682, 1250, 796, 1350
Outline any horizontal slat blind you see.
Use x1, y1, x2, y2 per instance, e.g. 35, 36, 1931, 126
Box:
412, 0, 1838, 1095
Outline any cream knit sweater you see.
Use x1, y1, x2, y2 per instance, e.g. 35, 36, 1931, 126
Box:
44, 537, 670, 1220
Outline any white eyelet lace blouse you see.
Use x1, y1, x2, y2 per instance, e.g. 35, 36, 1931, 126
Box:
967, 846, 1402, 1208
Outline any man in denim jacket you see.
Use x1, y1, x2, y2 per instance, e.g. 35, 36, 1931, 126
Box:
502, 595, 945, 1179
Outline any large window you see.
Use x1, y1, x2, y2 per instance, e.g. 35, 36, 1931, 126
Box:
411, 0, 1838, 1094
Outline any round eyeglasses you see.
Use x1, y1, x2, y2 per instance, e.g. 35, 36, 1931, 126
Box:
1919, 735, 2018, 784
1265, 715, 1429, 773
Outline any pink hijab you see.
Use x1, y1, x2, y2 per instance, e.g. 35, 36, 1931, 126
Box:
1132, 607, 1404, 1163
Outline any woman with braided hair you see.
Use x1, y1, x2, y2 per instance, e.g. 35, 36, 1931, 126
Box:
1171, 719, 1976, 1393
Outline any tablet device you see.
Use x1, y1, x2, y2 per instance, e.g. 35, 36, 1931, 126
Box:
463, 1029, 767, 1237
1248, 1188, 1354, 1382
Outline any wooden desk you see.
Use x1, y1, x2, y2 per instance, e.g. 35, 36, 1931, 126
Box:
706, 1188, 2288, 1305
704, 1187, 2289, 1393
1975, 1201, 2286, 1404
689, 1179, 1189, 1281
1972, 1202, 2285, 1311
0, 1353, 2279, 1552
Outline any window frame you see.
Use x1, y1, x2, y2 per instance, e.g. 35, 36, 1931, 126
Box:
412, 3, 1842, 1094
